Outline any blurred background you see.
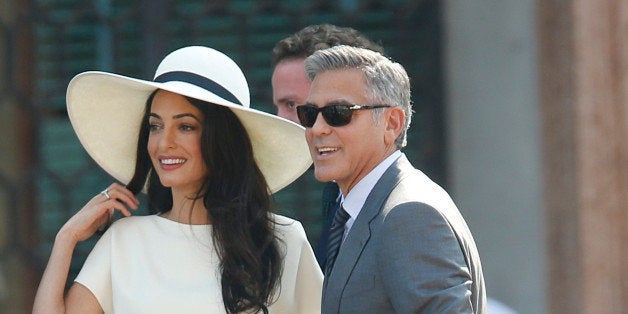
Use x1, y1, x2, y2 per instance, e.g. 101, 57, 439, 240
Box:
0, 0, 625, 313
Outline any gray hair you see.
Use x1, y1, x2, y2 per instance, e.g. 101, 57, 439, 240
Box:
304, 45, 412, 148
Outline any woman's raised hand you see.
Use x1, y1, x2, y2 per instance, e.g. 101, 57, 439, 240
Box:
33, 182, 138, 313
59, 182, 140, 243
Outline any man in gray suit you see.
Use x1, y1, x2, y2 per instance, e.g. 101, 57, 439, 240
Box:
298, 45, 486, 313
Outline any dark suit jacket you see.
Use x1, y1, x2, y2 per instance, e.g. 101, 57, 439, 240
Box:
315, 181, 340, 269
322, 155, 486, 313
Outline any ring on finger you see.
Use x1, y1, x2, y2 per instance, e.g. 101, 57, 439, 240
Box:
100, 188, 111, 200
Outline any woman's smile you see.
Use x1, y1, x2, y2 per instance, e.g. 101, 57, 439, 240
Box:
158, 156, 187, 170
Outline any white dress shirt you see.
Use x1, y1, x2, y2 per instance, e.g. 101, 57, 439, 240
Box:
340, 150, 402, 241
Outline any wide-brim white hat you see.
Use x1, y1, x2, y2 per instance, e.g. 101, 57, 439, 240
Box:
67, 46, 311, 193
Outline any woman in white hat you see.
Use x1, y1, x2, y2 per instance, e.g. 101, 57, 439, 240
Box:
33, 46, 322, 313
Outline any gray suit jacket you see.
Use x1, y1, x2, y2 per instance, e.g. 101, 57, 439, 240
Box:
322, 155, 486, 313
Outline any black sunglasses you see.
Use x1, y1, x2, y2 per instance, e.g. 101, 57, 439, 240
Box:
296, 102, 390, 127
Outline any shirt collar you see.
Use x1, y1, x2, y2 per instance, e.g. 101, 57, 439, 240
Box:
341, 150, 402, 222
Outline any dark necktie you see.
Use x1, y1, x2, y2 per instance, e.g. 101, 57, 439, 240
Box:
325, 205, 350, 275
315, 182, 340, 269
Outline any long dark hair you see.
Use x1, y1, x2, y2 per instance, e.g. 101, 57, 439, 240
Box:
127, 90, 282, 313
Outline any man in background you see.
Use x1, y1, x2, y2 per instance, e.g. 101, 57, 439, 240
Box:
271, 24, 384, 269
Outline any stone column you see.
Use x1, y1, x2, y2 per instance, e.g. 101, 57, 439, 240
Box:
538, 0, 627, 313
0, 0, 39, 312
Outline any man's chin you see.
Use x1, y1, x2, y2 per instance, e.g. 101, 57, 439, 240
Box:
313, 169, 336, 183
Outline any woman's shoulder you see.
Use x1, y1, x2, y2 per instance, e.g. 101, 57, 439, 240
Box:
270, 213, 307, 239
107, 214, 160, 233
270, 213, 302, 228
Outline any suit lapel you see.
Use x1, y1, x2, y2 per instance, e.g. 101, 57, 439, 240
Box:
323, 155, 411, 302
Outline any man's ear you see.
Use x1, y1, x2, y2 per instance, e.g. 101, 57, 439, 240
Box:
384, 106, 405, 146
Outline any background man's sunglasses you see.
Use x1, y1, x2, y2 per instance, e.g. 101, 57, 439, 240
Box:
297, 103, 390, 127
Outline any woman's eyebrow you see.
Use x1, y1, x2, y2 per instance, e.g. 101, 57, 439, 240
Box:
173, 113, 201, 122
149, 112, 201, 122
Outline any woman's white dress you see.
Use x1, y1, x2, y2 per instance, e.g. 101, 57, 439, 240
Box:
75, 214, 323, 313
